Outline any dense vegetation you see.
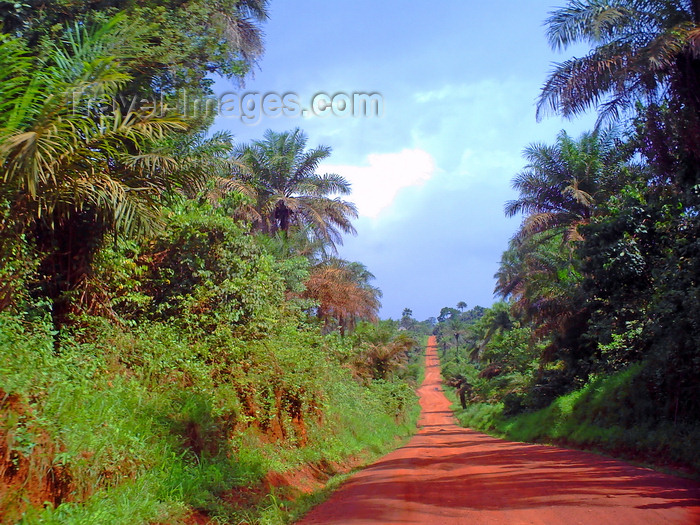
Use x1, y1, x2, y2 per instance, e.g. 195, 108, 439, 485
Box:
4, 0, 700, 521
0, 5, 421, 523
436, 0, 700, 474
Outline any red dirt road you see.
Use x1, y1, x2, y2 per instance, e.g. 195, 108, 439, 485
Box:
298, 336, 700, 524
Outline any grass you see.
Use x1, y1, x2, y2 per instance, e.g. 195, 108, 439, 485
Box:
0, 312, 422, 523
447, 364, 700, 478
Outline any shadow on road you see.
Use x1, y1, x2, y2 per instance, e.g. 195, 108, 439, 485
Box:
297, 336, 700, 524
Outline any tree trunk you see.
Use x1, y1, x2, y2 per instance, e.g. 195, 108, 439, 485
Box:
35, 209, 105, 330
275, 201, 290, 232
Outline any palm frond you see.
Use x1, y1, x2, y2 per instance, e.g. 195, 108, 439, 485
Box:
0, 16, 191, 235
541, 0, 699, 120
233, 129, 357, 252
546, 1, 632, 51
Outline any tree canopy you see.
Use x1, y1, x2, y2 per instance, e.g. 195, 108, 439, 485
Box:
233, 128, 358, 251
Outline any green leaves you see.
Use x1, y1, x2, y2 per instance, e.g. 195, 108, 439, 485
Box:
0, 18, 189, 238
506, 129, 631, 244
233, 128, 358, 252
539, 0, 700, 123
138, 204, 285, 336
1, 0, 268, 97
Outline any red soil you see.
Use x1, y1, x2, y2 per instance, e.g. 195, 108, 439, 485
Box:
0, 390, 73, 522
297, 336, 700, 524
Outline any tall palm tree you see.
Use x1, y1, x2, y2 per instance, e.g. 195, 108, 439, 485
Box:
538, 0, 700, 123
0, 17, 186, 235
500, 131, 629, 341
505, 129, 632, 243
302, 258, 381, 334
233, 128, 358, 251
0, 17, 186, 315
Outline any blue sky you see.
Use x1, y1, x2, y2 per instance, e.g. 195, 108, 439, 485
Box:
211, 1, 595, 320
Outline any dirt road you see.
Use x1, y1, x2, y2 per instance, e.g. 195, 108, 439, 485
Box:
298, 336, 700, 524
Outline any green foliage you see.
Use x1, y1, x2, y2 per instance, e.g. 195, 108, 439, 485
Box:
86, 201, 316, 341
0, 16, 197, 321
0, 199, 40, 312
452, 363, 700, 474
505, 129, 632, 243
488, 115, 700, 422
432, 304, 485, 350
1, 0, 268, 96
0, 19, 187, 237
146, 204, 285, 336
0, 309, 419, 523
503, 1, 700, 429
0, 3, 415, 523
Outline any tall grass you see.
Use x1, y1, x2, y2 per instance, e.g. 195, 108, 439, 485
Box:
450, 363, 700, 476
0, 312, 420, 523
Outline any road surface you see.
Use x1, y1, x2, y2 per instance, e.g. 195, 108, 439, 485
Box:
297, 336, 700, 524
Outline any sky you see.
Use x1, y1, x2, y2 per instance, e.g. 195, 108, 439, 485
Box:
210, 1, 596, 321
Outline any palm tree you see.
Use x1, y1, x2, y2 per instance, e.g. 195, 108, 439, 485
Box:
0, 18, 186, 315
357, 333, 415, 381
399, 308, 416, 330
0, 17, 186, 235
495, 236, 582, 329
494, 243, 526, 301
505, 129, 632, 243
350, 321, 416, 380
538, 0, 700, 123
233, 128, 358, 251
302, 258, 381, 334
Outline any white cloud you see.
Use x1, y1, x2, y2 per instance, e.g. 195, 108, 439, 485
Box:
321, 149, 436, 219
413, 83, 485, 103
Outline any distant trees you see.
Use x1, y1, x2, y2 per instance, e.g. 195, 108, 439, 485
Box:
399, 308, 416, 330
431, 304, 485, 350
437, 307, 458, 323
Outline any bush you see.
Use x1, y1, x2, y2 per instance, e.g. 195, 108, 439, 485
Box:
450, 361, 700, 475
0, 309, 421, 523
